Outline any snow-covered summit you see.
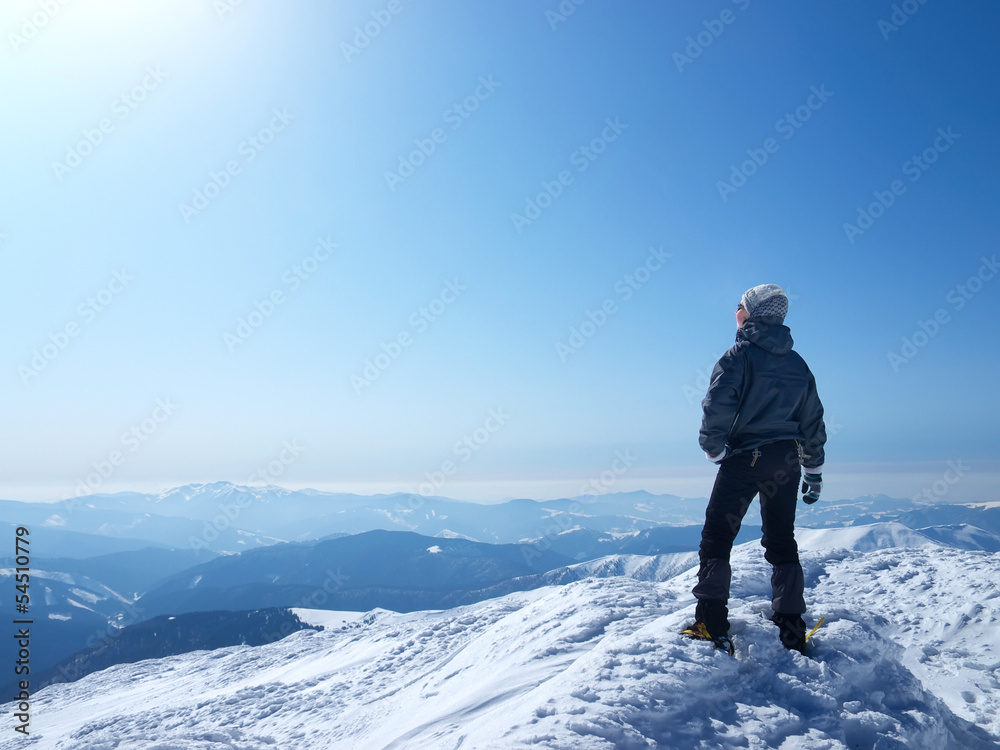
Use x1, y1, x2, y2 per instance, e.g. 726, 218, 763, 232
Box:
17, 539, 1000, 748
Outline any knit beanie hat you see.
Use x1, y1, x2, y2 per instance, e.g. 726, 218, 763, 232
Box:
741, 284, 788, 322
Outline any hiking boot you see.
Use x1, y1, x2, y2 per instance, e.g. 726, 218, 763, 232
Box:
682, 621, 735, 656
695, 598, 730, 640
771, 612, 806, 653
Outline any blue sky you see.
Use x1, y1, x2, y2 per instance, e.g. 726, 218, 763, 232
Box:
1, 0, 997, 504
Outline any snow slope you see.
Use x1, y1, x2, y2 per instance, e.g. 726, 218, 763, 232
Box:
13, 540, 1000, 749
796, 522, 941, 552
537, 550, 700, 584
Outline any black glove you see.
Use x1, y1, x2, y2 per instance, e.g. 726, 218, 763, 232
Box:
801, 473, 822, 504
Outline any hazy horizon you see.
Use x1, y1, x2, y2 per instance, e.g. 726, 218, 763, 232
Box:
4, 459, 997, 506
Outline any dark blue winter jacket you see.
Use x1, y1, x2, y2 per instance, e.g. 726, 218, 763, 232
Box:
699, 318, 826, 470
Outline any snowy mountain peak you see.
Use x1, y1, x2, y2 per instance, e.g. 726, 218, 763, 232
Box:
153, 481, 290, 503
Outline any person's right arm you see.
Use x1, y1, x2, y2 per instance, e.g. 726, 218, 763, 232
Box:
699, 348, 745, 458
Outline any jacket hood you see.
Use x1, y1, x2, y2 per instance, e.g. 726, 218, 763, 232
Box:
737, 318, 793, 355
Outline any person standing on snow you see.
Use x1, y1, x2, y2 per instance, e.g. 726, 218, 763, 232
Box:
685, 284, 826, 655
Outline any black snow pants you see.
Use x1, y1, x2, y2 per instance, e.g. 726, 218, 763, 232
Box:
693, 439, 805, 637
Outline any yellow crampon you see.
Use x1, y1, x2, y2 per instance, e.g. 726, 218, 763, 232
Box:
805, 617, 826, 644
682, 622, 734, 655
681, 622, 713, 640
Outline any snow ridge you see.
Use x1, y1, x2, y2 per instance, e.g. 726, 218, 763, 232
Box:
14, 542, 1000, 748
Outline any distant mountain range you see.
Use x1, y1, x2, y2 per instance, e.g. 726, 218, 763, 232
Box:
1, 483, 715, 555
2, 483, 997, 703
6, 483, 997, 558
134, 530, 576, 618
